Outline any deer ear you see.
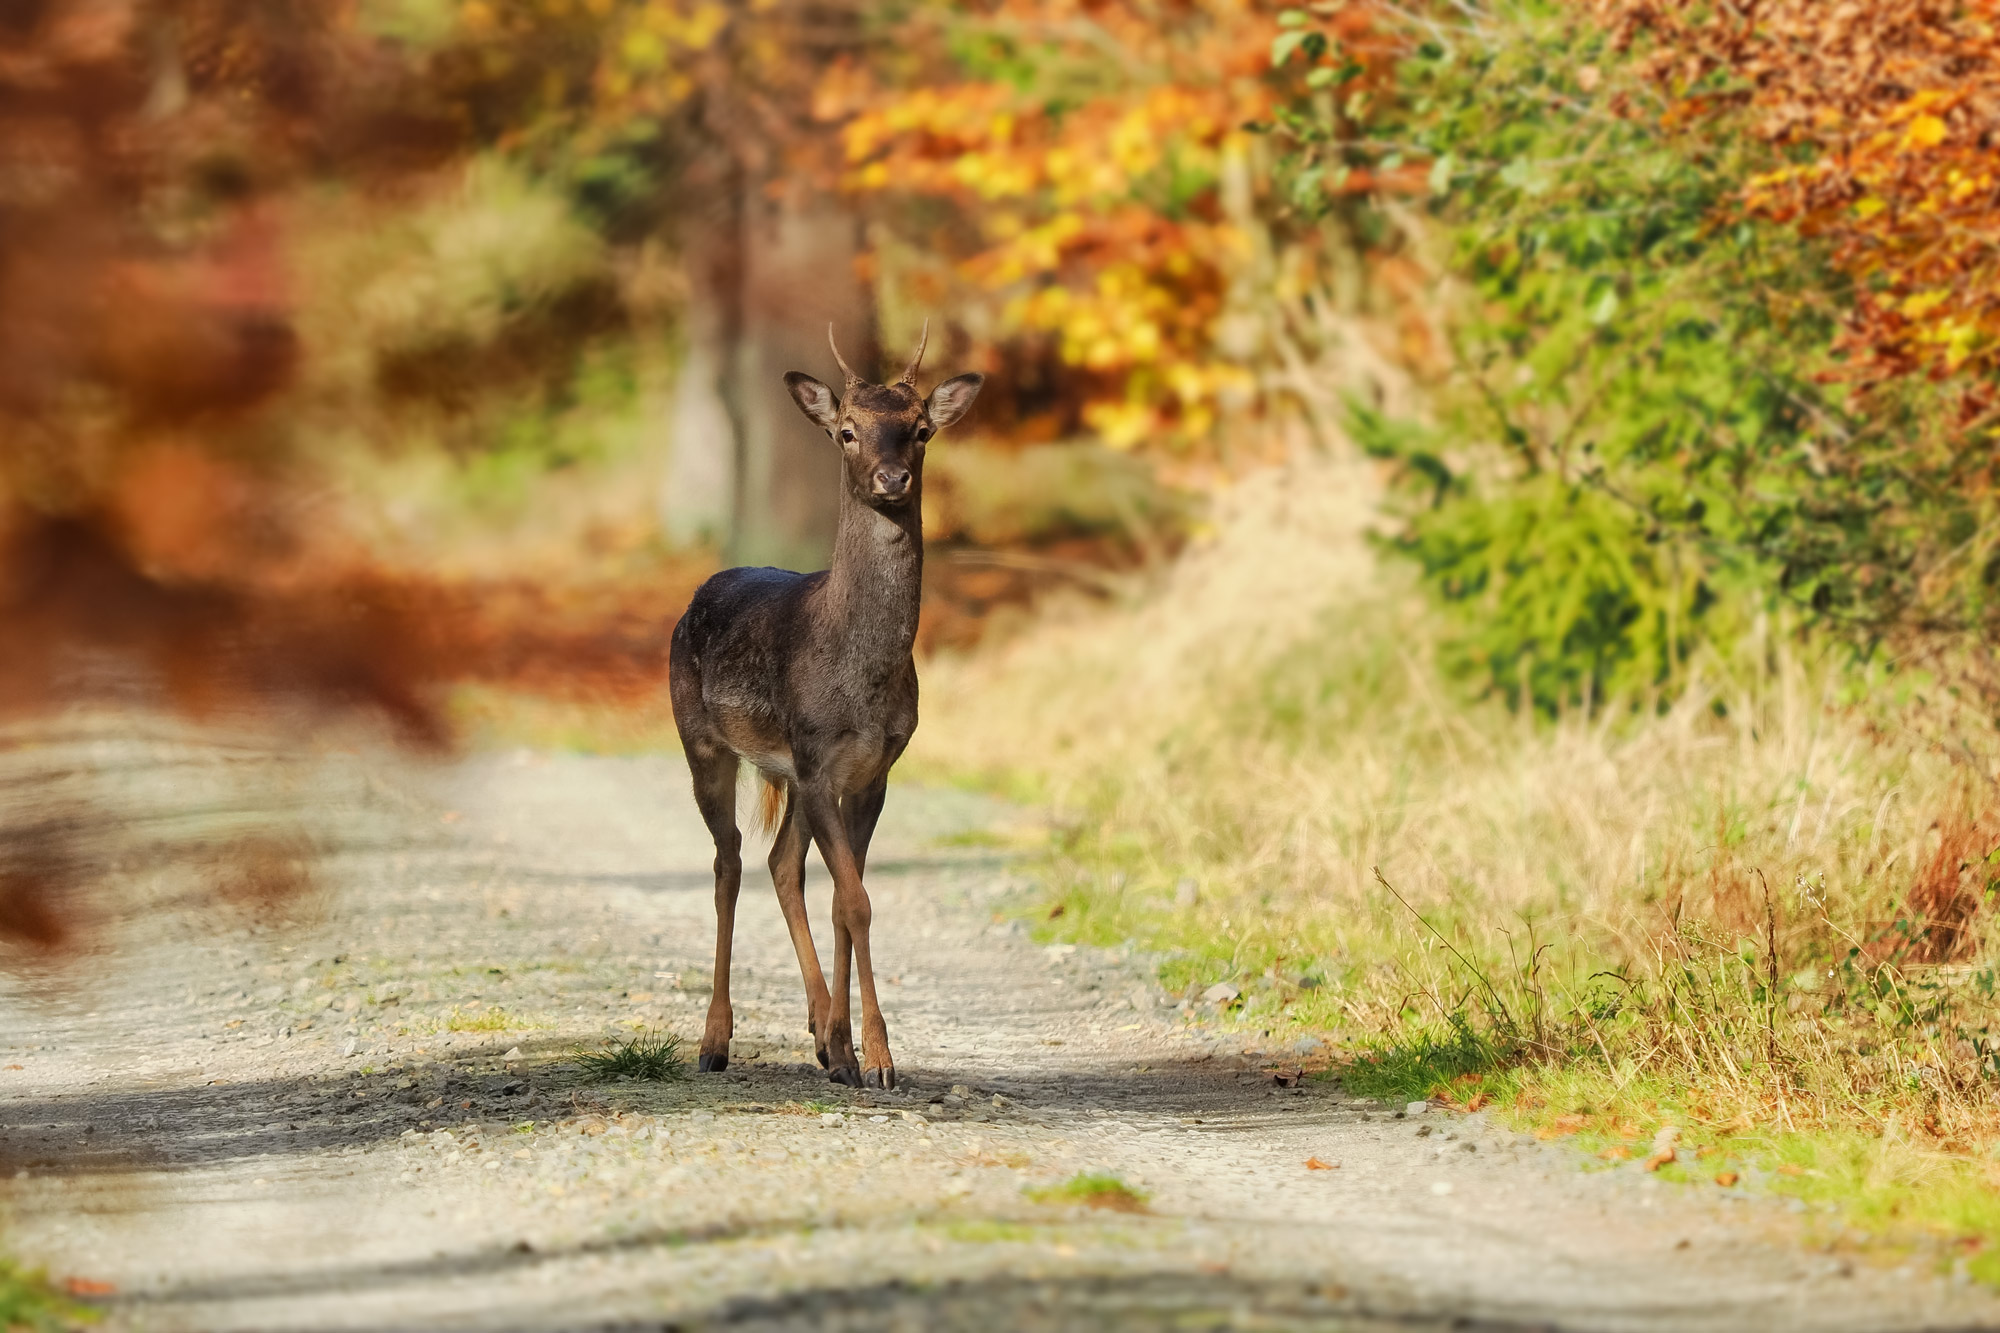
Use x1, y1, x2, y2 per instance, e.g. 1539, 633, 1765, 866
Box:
925, 373, 984, 430
785, 372, 840, 431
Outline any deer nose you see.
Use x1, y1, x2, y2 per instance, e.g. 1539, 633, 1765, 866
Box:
873, 467, 912, 497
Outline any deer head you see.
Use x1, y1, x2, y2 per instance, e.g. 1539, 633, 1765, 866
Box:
785, 322, 983, 511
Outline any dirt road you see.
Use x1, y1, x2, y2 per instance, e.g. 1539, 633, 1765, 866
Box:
1, 733, 1994, 1331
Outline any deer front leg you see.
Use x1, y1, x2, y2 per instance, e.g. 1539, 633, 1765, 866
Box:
768, 787, 833, 1067
800, 787, 894, 1089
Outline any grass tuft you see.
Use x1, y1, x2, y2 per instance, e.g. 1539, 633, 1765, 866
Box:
1027, 1172, 1150, 1213
574, 1030, 684, 1082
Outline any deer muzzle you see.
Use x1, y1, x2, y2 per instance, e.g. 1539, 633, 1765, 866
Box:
871, 467, 913, 501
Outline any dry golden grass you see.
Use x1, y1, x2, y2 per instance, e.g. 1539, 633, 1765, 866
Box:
916, 450, 2000, 1147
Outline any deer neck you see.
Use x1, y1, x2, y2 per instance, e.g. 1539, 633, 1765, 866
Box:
824, 482, 923, 666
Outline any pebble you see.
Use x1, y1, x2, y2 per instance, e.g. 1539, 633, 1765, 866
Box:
819, 1113, 843, 1127
1405, 1101, 1430, 1117
1202, 982, 1240, 1005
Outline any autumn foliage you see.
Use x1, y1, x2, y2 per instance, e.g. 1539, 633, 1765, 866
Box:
837, 0, 1404, 451
1604, 0, 2000, 391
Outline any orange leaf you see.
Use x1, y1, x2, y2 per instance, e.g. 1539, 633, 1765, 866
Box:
1598, 1144, 1631, 1161
1643, 1147, 1676, 1172
1465, 1092, 1491, 1112
1304, 1156, 1337, 1170
1715, 1171, 1740, 1187
1776, 1163, 1804, 1177
63, 1277, 115, 1296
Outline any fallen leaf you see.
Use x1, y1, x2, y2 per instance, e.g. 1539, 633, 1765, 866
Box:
1715, 1171, 1740, 1187
63, 1277, 115, 1296
1046, 903, 1065, 920
1540, 1114, 1588, 1139
1643, 1147, 1676, 1172
1598, 1144, 1631, 1161
1465, 1092, 1491, 1112
1776, 1163, 1804, 1177
1271, 1068, 1301, 1087
1304, 1156, 1337, 1170
3, 1064, 20, 1071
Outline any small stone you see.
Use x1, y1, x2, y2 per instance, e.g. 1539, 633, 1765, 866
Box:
483, 1160, 500, 1171
950, 1084, 971, 1097
341, 1040, 359, 1057
1430, 1180, 1453, 1196
990, 1094, 1013, 1109
1415, 1123, 1434, 1138
578, 1118, 609, 1136
1459, 1141, 1477, 1153
1202, 982, 1240, 1005
501, 1047, 524, 1060
869, 1114, 889, 1124
1174, 878, 1199, 909
820, 1113, 843, 1127
1405, 1101, 1430, 1117
689, 1110, 716, 1123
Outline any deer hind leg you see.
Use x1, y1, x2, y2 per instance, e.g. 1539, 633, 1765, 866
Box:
686, 747, 742, 1073
767, 784, 833, 1066
801, 786, 893, 1090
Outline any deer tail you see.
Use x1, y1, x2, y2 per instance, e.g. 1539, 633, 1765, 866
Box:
749, 773, 788, 838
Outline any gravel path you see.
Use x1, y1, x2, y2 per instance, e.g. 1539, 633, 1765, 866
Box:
1, 733, 1996, 1332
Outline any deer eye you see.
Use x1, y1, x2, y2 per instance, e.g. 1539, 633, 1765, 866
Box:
915, 426, 932, 444
839, 427, 856, 444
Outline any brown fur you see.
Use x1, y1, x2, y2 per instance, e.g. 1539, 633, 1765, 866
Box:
751, 772, 787, 838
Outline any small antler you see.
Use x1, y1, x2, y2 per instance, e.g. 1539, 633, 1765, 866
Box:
898, 318, 930, 386
827, 323, 862, 387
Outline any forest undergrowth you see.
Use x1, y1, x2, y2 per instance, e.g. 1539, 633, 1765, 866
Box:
913, 451, 2000, 1280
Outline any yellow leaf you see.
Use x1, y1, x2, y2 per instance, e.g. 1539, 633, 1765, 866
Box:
1904, 114, 1948, 149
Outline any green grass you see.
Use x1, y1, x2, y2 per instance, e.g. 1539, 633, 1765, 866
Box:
1026, 1172, 1150, 1213
437, 1005, 543, 1033
574, 1031, 685, 1082
0, 1259, 94, 1330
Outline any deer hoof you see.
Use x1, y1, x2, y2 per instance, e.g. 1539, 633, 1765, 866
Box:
697, 1053, 729, 1073
862, 1065, 896, 1090
827, 1064, 862, 1088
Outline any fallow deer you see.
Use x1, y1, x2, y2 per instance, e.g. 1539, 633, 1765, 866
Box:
668, 322, 982, 1088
